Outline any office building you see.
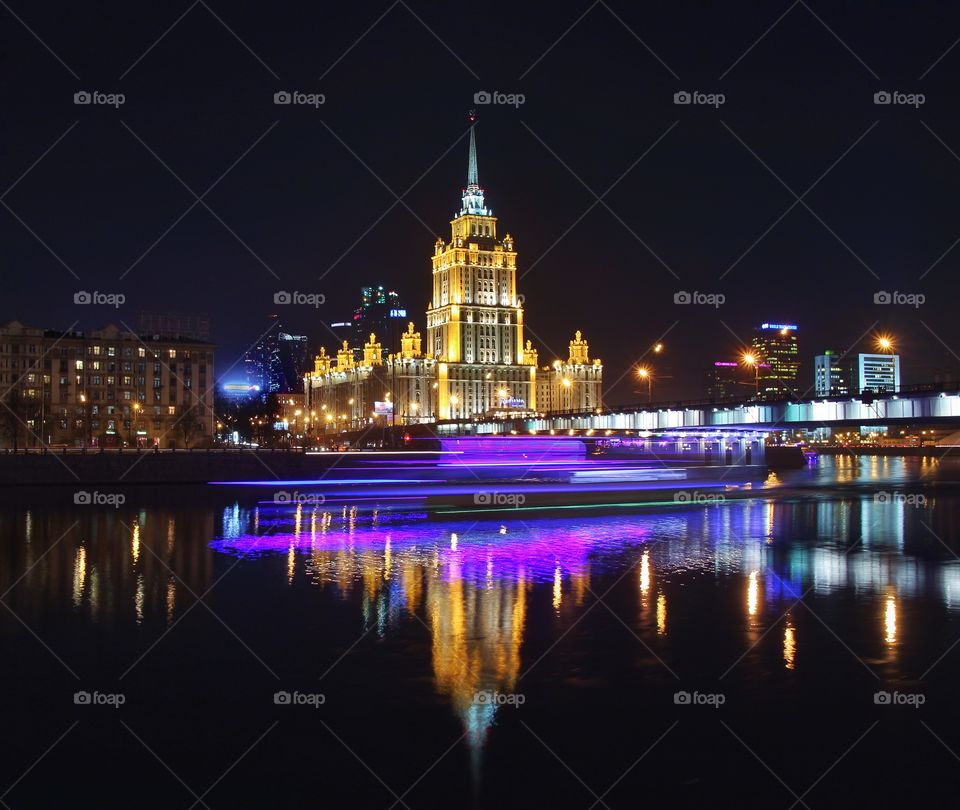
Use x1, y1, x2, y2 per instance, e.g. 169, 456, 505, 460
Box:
751, 323, 800, 399
706, 361, 742, 400
858, 353, 900, 393
814, 350, 852, 397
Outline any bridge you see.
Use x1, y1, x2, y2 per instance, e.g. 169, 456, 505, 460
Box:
432, 384, 960, 435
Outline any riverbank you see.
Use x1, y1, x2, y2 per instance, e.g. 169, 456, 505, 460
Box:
814, 446, 960, 457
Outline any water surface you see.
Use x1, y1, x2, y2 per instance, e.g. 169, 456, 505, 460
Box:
2, 455, 959, 808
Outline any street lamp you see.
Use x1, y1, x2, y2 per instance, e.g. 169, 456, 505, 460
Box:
636, 366, 652, 402
449, 393, 459, 418
79, 392, 89, 448
132, 401, 142, 447
742, 352, 761, 397
876, 335, 895, 354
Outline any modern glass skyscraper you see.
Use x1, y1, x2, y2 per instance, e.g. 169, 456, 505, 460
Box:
751, 323, 800, 399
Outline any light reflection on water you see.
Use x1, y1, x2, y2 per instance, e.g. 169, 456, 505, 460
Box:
204, 464, 956, 756
2, 455, 959, 783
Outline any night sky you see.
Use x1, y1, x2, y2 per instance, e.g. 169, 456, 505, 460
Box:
3, 1, 960, 404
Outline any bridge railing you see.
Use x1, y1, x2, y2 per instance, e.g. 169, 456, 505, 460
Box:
431, 381, 960, 428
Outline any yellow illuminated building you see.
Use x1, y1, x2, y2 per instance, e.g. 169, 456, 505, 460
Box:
304, 125, 602, 424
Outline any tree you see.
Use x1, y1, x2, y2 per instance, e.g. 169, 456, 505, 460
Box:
0, 389, 26, 450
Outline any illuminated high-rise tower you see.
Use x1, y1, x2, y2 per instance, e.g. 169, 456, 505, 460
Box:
304, 123, 602, 425
426, 125, 535, 418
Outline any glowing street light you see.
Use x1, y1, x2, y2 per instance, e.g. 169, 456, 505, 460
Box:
742, 352, 761, 397
876, 335, 895, 354
636, 365, 652, 402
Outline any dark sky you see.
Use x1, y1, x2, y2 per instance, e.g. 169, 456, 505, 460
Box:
3, 1, 959, 404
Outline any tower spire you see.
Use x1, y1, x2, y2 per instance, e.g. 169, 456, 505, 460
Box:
467, 125, 479, 188
460, 115, 490, 216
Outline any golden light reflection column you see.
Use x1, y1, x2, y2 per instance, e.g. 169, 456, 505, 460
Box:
656, 592, 667, 636
72, 546, 87, 608
783, 613, 796, 670
166, 576, 176, 625
884, 592, 897, 646
747, 570, 759, 618
745, 570, 761, 648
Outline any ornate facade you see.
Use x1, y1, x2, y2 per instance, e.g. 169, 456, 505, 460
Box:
304, 127, 602, 428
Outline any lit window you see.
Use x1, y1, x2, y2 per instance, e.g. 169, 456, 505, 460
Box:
168, 349, 176, 359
